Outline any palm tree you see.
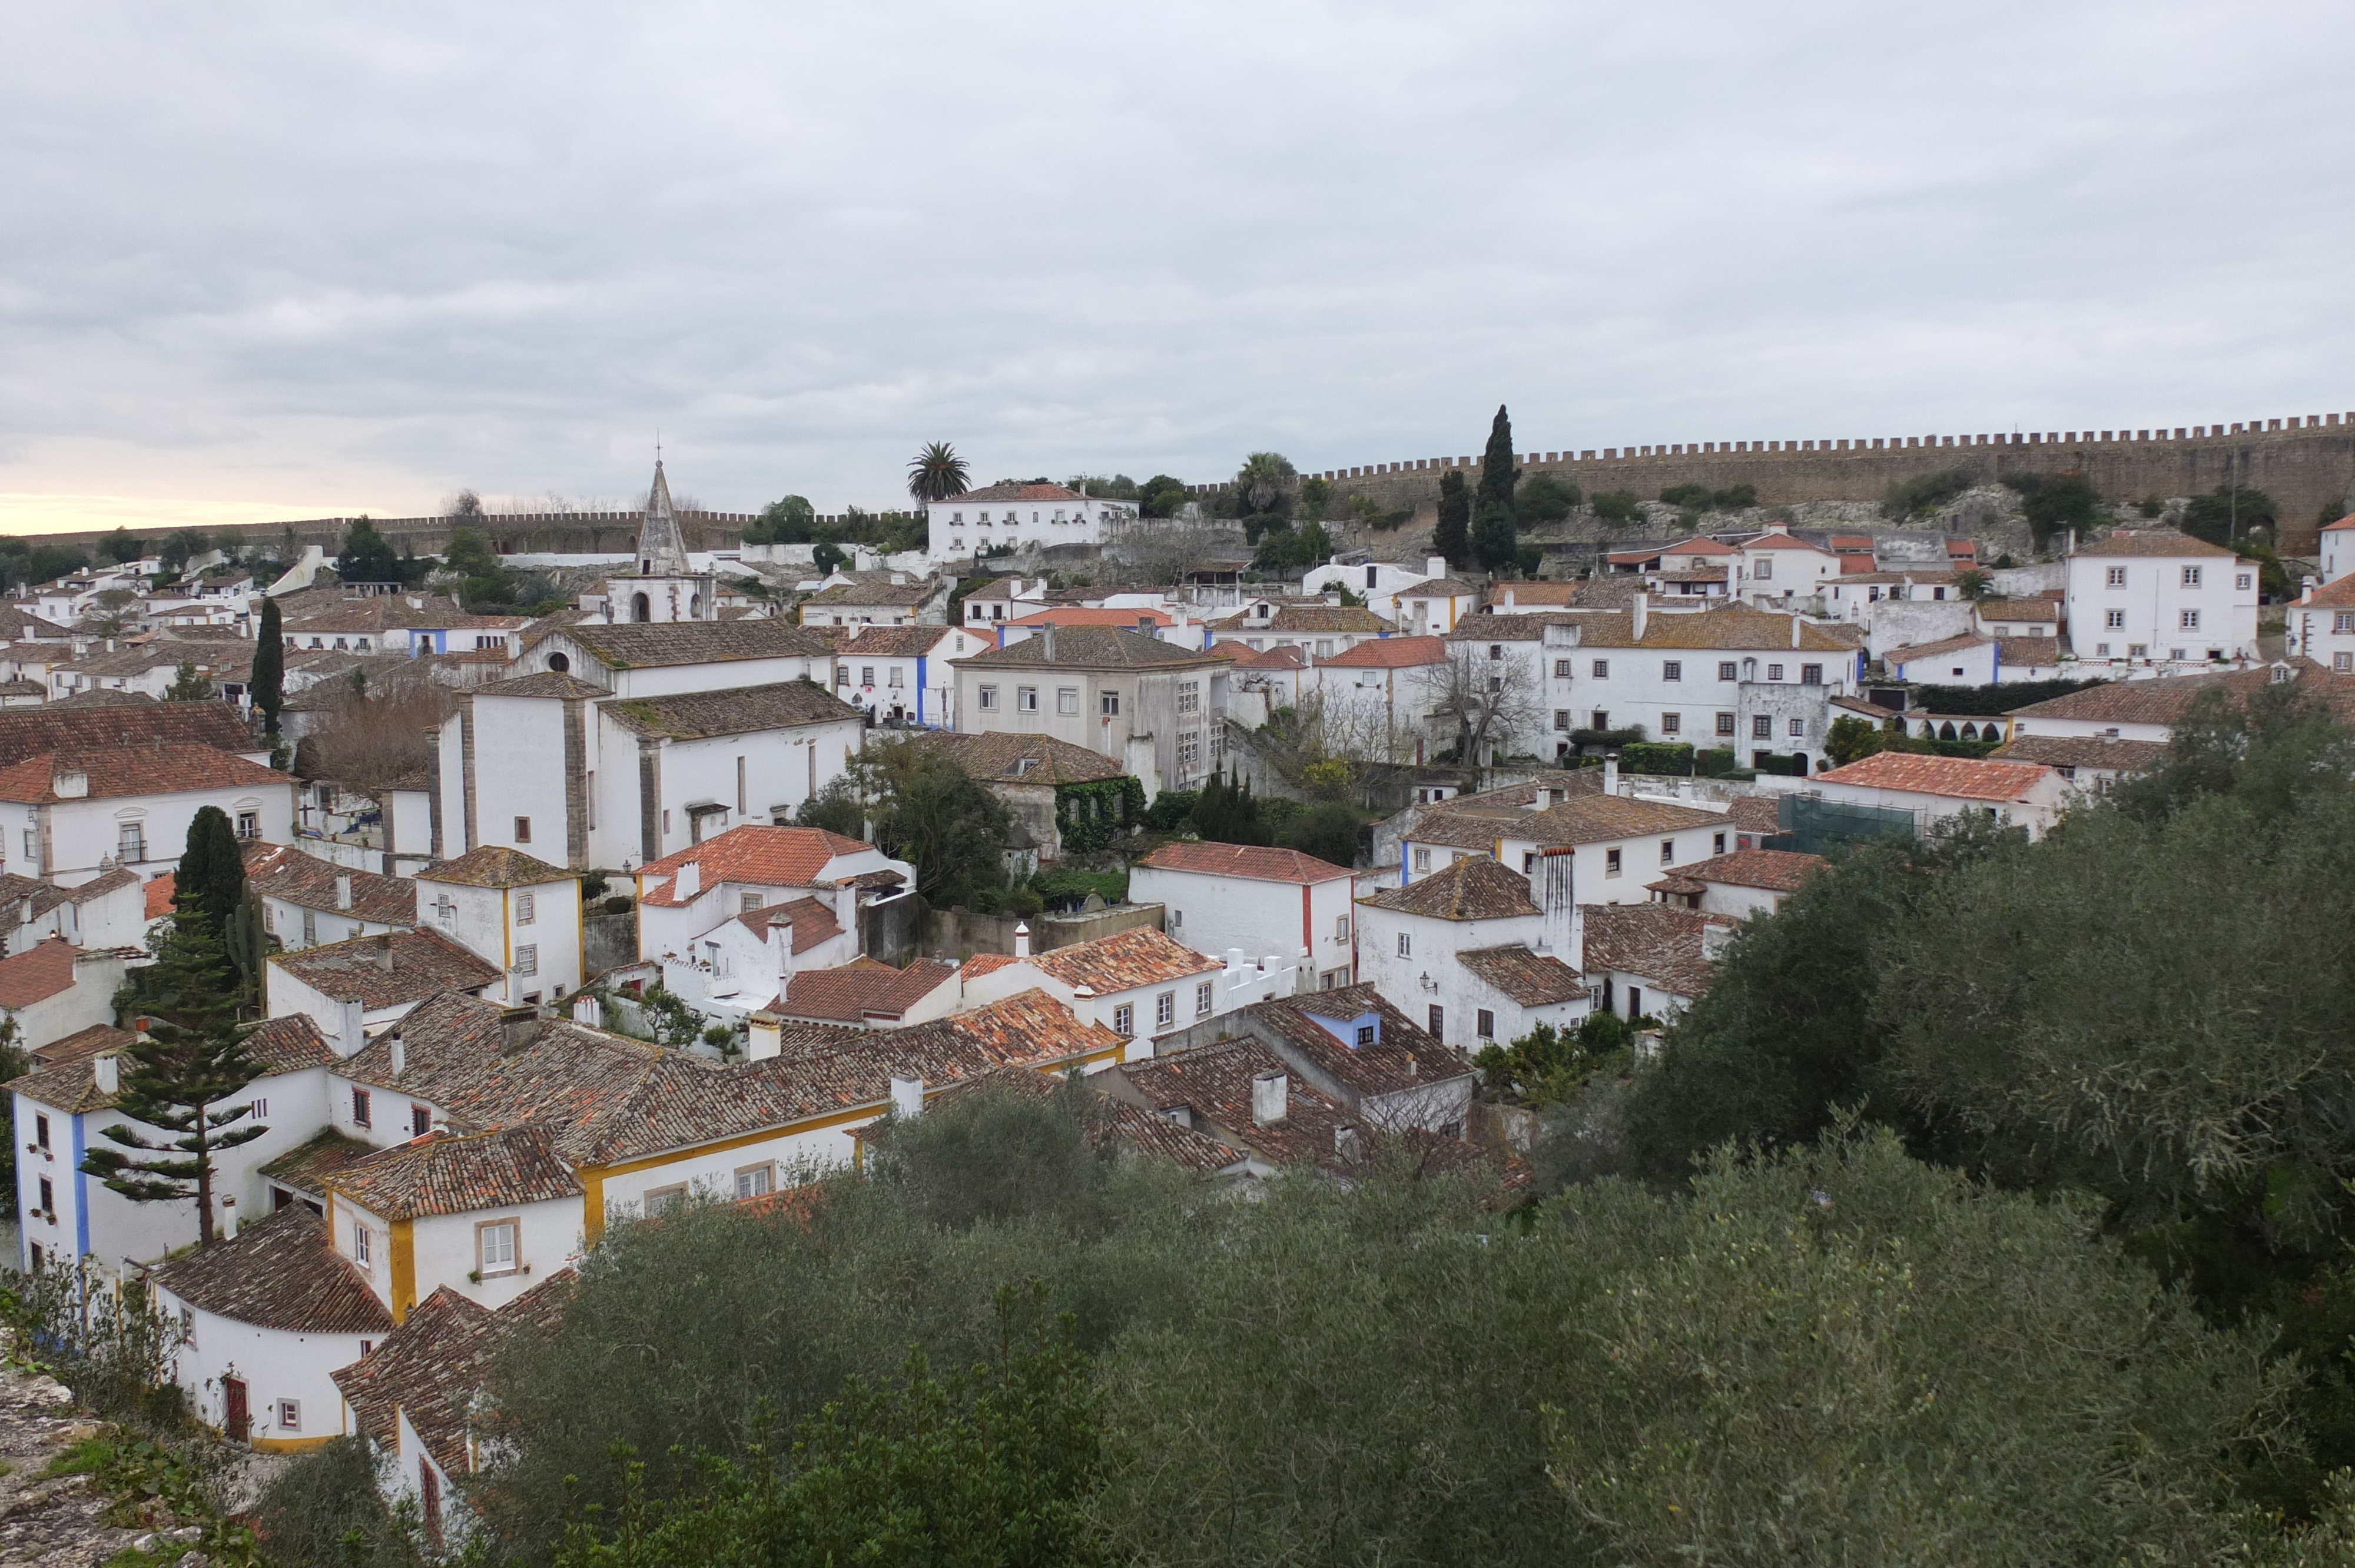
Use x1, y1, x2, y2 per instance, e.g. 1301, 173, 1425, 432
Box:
1955, 567, 1994, 600
1235, 452, 1298, 514
907, 443, 971, 503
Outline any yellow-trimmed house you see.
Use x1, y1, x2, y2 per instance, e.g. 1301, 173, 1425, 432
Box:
149, 1205, 393, 1451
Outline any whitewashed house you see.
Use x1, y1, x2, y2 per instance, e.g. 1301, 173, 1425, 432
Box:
1353, 856, 1587, 1054
951, 625, 1231, 798
1402, 792, 1734, 910
1809, 751, 2071, 840
0, 745, 296, 883
927, 482, 1139, 566
830, 623, 989, 726
263, 930, 503, 1055
2320, 513, 2355, 585
2064, 529, 2258, 666
1646, 847, 1827, 919
1580, 903, 1736, 1024
1130, 841, 1359, 993
414, 846, 584, 1008
0, 938, 135, 1054
632, 826, 911, 968
957, 925, 1295, 1058
2283, 575, 2355, 673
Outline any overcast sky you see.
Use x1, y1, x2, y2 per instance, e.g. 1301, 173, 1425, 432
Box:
0, 1, 2347, 533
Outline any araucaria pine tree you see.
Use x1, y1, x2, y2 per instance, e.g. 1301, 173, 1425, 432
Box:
1471, 404, 1521, 573
1433, 470, 1471, 569
80, 896, 265, 1246
252, 596, 284, 736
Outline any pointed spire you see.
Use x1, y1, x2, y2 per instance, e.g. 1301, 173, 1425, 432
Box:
636, 459, 691, 576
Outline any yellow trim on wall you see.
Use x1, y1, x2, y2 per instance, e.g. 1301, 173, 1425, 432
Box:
252, 1433, 339, 1454
390, 1217, 416, 1323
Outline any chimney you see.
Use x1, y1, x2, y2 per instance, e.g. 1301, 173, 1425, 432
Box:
1631, 592, 1648, 641
835, 878, 859, 950
390, 1032, 406, 1077
1603, 753, 1620, 795
52, 770, 88, 800
92, 1054, 118, 1095
1251, 1069, 1288, 1125
675, 860, 699, 901
500, 1005, 540, 1054
1013, 921, 1031, 958
890, 1075, 924, 1119
1041, 622, 1057, 660
1427, 556, 1445, 577
1701, 922, 1735, 963
336, 872, 353, 911
1791, 614, 1803, 649
376, 932, 396, 971
1137, 616, 1155, 635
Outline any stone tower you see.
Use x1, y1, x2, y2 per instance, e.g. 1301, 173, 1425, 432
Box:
637, 460, 693, 577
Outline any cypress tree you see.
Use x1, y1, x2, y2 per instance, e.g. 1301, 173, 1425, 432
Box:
1433, 471, 1471, 569
252, 596, 284, 735
178, 805, 247, 935
81, 895, 265, 1245
1471, 404, 1521, 573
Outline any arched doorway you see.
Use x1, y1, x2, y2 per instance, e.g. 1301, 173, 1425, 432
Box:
632, 592, 651, 623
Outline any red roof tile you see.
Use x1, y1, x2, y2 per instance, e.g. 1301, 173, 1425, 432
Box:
152, 1207, 393, 1335
777, 957, 960, 1024
1455, 945, 1587, 1005
1030, 926, 1219, 993
1653, 847, 1827, 893
638, 826, 876, 906
0, 936, 81, 1008
330, 1127, 583, 1220
1813, 750, 2055, 801
268, 929, 502, 1009
1137, 841, 1353, 883
1315, 634, 1448, 669
0, 746, 290, 803
1358, 856, 1540, 921
739, 895, 841, 955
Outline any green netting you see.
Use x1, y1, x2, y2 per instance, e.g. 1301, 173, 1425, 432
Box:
1770, 793, 1919, 855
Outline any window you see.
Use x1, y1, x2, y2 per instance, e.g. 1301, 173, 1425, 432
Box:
277, 1399, 301, 1430
351, 1088, 372, 1127
20, 831, 31, 863
1713, 832, 1727, 855
1789, 717, 1805, 738
2337, 613, 2355, 635
1315, 640, 1333, 657
1660, 839, 1675, 865
1017, 686, 1038, 712
1112, 1004, 1134, 1037
2237, 573, 2253, 592
1660, 713, 1680, 735
1800, 663, 1822, 686
2337, 653, 2354, 673
37, 1177, 52, 1215
117, 822, 144, 862
1661, 660, 1681, 682
477, 1220, 519, 1275
979, 685, 999, 710
1717, 712, 1736, 736
515, 893, 535, 926
34, 1114, 48, 1152
2180, 609, 2200, 630
2106, 566, 2127, 587
1428, 1004, 1444, 1039
1170, 908, 1183, 930
860, 666, 875, 687
1177, 681, 1201, 715
1754, 556, 1773, 581
742, 892, 763, 914
2181, 566, 2202, 587
1477, 1009, 1495, 1039
1488, 645, 1503, 661
2129, 643, 2148, 657
355, 1225, 373, 1266
1605, 848, 1622, 875
513, 816, 531, 843
1766, 663, 1783, 682
235, 811, 259, 840
1156, 991, 1175, 1028
1753, 715, 1773, 739
301, 909, 316, 945
645, 1186, 686, 1218
1100, 691, 1121, 716
514, 945, 538, 977
835, 666, 850, 686
1196, 980, 1213, 1016
2105, 609, 2125, 629
888, 666, 904, 689
735, 1164, 774, 1200
1412, 848, 1430, 872
1553, 710, 1570, 731
1717, 661, 1737, 681
1554, 659, 1573, 677
1057, 687, 1079, 714
1591, 659, 1610, 679
1396, 931, 1412, 958
411, 1105, 430, 1137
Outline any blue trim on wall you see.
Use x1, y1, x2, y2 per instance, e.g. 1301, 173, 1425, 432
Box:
71, 1114, 88, 1258
915, 655, 927, 725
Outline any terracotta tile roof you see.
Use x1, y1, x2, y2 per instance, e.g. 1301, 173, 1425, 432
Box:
2006, 666, 2327, 726
638, 826, 877, 906
1414, 793, 1730, 852
778, 958, 960, 1024
1580, 903, 1736, 999
1136, 841, 1353, 883
1456, 945, 1587, 1005
1652, 847, 1826, 893
800, 580, 939, 607
917, 730, 1125, 785
1813, 751, 2055, 801
1003, 607, 1179, 633
2295, 576, 2355, 608
1996, 636, 2062, 665
1484, 581, 1584, 605
331, 1126, 583, 1220
739, 895, 840, 955
268, 929, 502, 1009
0, 604, 69, 641
1830, 693, 1902, 722
1030, 926, 1219, 993
1247, 984, 1472, 1101
559, 619, 838, 670
1392, 576, 1481, 597
833, 624, 964, 654
10, 1049, 125, 1114
1120, 1038, 1357, 1170
475, 670, 609, 699
258, 1127, 378, 1194
144, 873, 177, 919
416, 845, 572, 889
0, 746, 290, 803
151, 1207, 393, 1334
2071, 528, 2235, 559
757, 989, 1125, 1109
333, 1274, 573, 1477
1991, 733, 2170, 770
950, 481, 1090, 503
1358, 856, 1539, 921
0, 936, 82, 1007
282, 597, 524, 635
954, 624, 1226, 670
1220, 642, 1311, 669
924, 1064, 1245, 1174
1976, 599, 2064, 620
599, 679, 860, 740
959, 577, 1040, 602
1209, 605, 1395, 634
1886, 634, 1992, 665
1481, 604, 1855, 653
1314, 634, 1447, 669
247, 843, 417, 923
239, 1014, 339, 1074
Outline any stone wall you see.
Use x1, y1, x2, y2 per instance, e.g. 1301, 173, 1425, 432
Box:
32, 508, 754, 562
924, 901, 1164, 961
1252, 414, 2355, 555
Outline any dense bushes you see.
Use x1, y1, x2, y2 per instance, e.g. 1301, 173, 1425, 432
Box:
1883, 467, 1975, 517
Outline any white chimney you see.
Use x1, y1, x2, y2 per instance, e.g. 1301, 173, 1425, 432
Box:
890, 1075, 924, 1119
1701, 922, 1735, 963
390, 1032, 406, 1077
675, 860, 699, 901
1631, 592, 1648, 641
336, 873, 353, 911
1013, 921, 1031, 958
1251, 1069, 1288, 1125
52, 770, 88, 799
835, 879, 859, 949
1791, 614, 1803, 649
1602, 754, 1620, 795
1041, 623, 1057, 660
92, 1054, 118, 1094
1427, 556, 1445, 577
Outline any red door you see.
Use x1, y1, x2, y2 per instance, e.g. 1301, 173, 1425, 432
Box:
223, 1377, 250, 1442
419, 1462, 442, 1543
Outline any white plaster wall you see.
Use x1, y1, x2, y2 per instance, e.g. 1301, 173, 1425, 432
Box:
160, 1295, 372, 1447
265, 893, 396, 951
463, 697, 573, 863
1893, 640, 1998, 684
1810, 776, 2069, 840
2067, 553, 2259, 660
598, 1123, 864, 1222
35, 783, 296, 883
1133, 868, 1354, 990
1485, 825, 1731, 909
408, 1199, 582, 1310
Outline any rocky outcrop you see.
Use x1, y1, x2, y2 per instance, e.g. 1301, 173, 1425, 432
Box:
0, 1348, 139, 1567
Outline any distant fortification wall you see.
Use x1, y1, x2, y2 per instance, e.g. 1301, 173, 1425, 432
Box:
1266, 413, 2355, 555
29, 508, 753, 562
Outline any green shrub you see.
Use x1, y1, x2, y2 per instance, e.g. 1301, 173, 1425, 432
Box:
1714, 481, 1757, 508
2004, 472, 2101, 546
1618, 742, 1694, 776
1279, 803, 1363, 869
1659, 483, 1713, 509
1884, 468, 1976, 518
1694, 747, 1743, 779
1590, 491, 1641, 523
1752, 751, 1810, 776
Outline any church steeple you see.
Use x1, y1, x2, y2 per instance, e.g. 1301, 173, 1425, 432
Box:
636, 459, 692, 576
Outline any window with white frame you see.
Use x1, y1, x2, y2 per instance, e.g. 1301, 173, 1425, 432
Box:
2339, 654, 2354, 672
1196, 980, 1212, 1016
735, 1164, 774, 1200
1057, 686, 1080, 715
2106, 609, 2125, 629
1334, 915, 1349, 942
1112, 1004, 1134, 1036
117, 822, 145, 862
1605, 848, 1621, 875
1156, 991, 1175, 1028
2180, 609, 2200, 630
2181, 566, 2202, 587
979, 685, 999, 710
2106, 566, 2127, 587
1017, 686, 1038, 712
1412, 848, 1429, 872
354, 1224, 373, 1267
515, 893, 535, 926
2237, 573, 2253, 591
278, 1399, 301, 1430
1396, 931, 1412, 958
1100, 691, 1121, 716
645, 1186, 686, 1217
514, 945, 538, 977
1660, 839, 1675, 865
1754, 556, 1772, 581
477, 1220, 518, 1275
